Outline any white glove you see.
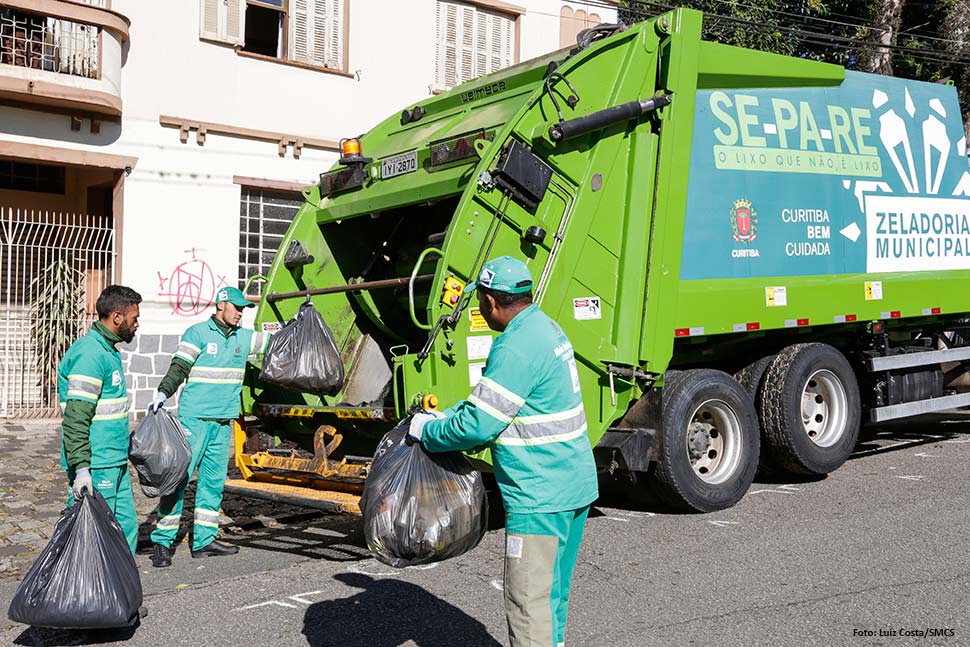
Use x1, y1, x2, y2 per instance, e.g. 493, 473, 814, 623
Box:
427, 409, 447, 420
72, 467, 92, 499
407, 412, 436, 442
147, 390, 167, 414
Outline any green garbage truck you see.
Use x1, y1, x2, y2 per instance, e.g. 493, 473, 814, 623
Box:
225, 7, 970, 514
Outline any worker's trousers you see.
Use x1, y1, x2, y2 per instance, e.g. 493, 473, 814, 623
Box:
150, 417, 231, 551
66, 464, 138, 555
504, 505, 590, 647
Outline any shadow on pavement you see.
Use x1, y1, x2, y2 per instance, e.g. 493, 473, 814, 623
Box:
302, 573, 502, 647
12, 624, 137, 646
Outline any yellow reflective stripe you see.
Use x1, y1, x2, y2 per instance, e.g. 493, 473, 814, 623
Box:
468, 393, 513, 425
181, 341, 201, 354
493, 425, 587, 447
92, 412, 129, 421
512, 403, 585, 425
195, 509, 221, 528
175, 351, 195, 363
156, 513, 181, 530
66, 391, 99, 402
98, 397, 128, 404
67, 374, 102, 387
187, 378, 244, 384
190, 366, 242, 372
478, 377, 525, 407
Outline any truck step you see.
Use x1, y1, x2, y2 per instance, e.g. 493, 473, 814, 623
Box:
223, 478, 361, 515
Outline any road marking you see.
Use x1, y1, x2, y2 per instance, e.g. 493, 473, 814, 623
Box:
490, 579, 504, 592
611, 510, 657, 518
895, 475, 924, 481
750, 484, 801, 495
347, 560, 440, 577
288, 591, 326, 605
914, 452, 937, 458
604, 517, 630, 522
944, 438, 970, 444
707, 520, 739, 528
234, 600, 298, 611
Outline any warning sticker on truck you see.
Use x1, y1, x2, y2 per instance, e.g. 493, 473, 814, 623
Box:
573, 297, 602, 320
765, 286, 787, 307
865, 281, 883, 300
469, 308, 489, 331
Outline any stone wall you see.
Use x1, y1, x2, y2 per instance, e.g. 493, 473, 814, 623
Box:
121, 333, 182, 421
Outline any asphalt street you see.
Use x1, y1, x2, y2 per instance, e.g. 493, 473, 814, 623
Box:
1, 414, 968, 647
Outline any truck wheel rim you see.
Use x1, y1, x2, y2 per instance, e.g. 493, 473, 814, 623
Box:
801, 369, 848, 448
685, 399, 742, 484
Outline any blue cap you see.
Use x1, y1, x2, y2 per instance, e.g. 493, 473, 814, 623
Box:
216, 286, 255, 308
464, 256, 534, 295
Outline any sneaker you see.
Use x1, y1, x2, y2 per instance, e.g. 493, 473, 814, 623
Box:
190, 540, 239, 558
150, 543, 172, 568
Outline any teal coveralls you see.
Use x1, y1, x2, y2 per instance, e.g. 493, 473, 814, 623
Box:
422, 304, 599, 647
150, 318, 269, 551
58, 325, 137, 554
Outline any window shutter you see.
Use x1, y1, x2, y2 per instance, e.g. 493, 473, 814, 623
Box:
199, 0, 244, 45
436, 1, 458, 89
225, 0, 245, 45
200, 0, 220, 40
290, 0, 310, 62
327, 0, 343, 69
459, 4, 474, 84
475, 10, 488, 78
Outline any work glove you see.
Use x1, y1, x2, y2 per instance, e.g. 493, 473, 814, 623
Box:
147, 390, 167, 414
407, 412, 437, 442
72, 467, 93, 499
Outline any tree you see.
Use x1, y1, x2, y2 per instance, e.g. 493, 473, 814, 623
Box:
861, 0, 905, 74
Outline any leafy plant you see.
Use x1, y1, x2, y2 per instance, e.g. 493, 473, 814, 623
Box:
29, 258, 86, 404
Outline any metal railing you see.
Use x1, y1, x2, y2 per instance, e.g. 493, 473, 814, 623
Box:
0, 208, 115, 418
0, 9, 100, 79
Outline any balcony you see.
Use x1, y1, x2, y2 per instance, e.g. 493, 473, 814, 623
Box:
0, 0, 129, 120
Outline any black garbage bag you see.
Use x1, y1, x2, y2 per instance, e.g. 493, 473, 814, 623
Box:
8, 489, 143, 629
259, 301, 344, 396
128, 408, 191, 498
360, 417, 488, 568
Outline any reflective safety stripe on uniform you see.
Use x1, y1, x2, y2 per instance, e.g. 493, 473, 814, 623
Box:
92, 396, 130, 421
497, 404, 587, 447
186, 366, 245, 384
174, 340, 202, 364
150, 417, 231, 551
468, 376, 525, 424
66, 373, 102, 403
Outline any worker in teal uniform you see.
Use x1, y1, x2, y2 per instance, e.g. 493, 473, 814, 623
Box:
146, 286, 270, 567
409, 256, 599, 647
58, 285, 142, 554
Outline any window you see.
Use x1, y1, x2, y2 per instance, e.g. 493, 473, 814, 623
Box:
559, 5, 601, 49
435, 1, 515, 91
201, 0, 345, 71
0, 161, 66, 194
238, 187, 302, 296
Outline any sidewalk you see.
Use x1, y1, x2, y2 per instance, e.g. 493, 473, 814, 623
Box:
0, 420, 333, 578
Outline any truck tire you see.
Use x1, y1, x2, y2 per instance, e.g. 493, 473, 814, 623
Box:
648, 369, 760, 512
759, 343, 861, 475
734, 355, 775, 400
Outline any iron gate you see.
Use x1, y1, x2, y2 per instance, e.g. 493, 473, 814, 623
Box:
0, 208, 115, 418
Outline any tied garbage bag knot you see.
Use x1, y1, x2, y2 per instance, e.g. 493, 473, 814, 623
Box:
129, 408, 192, 498
259, 301, 345, 396
360, 417, 488, 568
8, 489, 143, 629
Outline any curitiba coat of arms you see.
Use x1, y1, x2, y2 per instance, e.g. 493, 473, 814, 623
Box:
731, 198, 757, 243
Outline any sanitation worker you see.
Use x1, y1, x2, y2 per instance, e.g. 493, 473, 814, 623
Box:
58, 285, 142, 554
146, 286, 270, 567
408, 256, 598, 647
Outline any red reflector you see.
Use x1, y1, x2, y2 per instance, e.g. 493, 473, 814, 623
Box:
675, 328, 690, 337
746, 322, 760, 331
932, 307, 941, 315
891, 311, 901, 318
797, 318, 809, 327
846, 314, 857, 322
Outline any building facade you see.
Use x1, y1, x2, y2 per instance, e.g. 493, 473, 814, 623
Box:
0, 0, 616, 418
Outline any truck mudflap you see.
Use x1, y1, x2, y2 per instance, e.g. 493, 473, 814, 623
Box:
593, 428, 657, 473
230, 420, 370, 515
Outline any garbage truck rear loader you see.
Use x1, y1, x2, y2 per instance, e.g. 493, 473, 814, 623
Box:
227, 8, 970, 513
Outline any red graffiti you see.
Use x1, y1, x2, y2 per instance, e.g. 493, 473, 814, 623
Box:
158, 248, 228, 317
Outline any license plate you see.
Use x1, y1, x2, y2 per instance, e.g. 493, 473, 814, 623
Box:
381, 151, 418, 179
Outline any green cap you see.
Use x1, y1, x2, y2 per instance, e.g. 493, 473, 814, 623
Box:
216, 286, 255, 308
464, 256, 534, 295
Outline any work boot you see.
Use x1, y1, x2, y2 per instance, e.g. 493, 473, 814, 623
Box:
150, 543, 172, 568
191, 540, 239, 558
